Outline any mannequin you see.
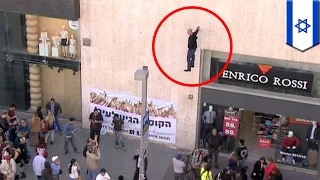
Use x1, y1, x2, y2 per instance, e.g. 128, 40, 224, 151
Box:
201, 105, 216, 139
281, 131, 300, 164
282, 131, 300, 150
39, 29, 51, 56
307, 121, 320, 141
60, 26, 69, 57
69, 34, 76, 59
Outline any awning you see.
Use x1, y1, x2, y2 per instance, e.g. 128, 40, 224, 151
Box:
200, 83, 320, 121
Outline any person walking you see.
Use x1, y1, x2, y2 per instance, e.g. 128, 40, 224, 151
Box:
89, 108, 103, 144
33, 150, 46, 179
41, 161, 53, 180
37, 106, 44, 120
86, 145, 101, 179
184, 26, 200, 72
112, 114, 125, 150
68, 158, 80, 180
228, 152, 239, 179
45, 98, 63, 135
30, 112, 41, 147
204, 128, 223, 169
51, 156, 62, 180
133, 149, 148, 180
172, 153, 185, 180
236, 139, 248, 168
251, 157, 266, 180
64, 117, 78, 157
45, 111, 55, 145
189, 148, 203, 180
96, 168, 111, 180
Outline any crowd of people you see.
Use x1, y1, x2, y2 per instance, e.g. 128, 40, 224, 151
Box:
173, 128, 284, 180
0, 99, 135, 180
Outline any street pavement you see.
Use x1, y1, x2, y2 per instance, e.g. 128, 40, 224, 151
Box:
9, 110, 320, 180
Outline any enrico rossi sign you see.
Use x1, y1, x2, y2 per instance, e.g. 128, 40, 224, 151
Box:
216, 62, 314, 93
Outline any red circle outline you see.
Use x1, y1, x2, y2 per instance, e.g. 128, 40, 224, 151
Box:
152, 6, 233, 87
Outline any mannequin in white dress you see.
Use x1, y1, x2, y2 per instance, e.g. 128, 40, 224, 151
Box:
69, 34, 76, 59
60, 26, 69, 57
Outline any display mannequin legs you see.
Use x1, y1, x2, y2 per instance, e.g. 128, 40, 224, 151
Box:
62, 46, 68, 57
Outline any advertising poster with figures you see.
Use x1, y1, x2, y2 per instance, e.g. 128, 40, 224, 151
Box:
223, 109, 239, 138
90, 89, 177, 144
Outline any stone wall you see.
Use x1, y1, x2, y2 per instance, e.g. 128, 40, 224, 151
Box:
80, 0, 320, 150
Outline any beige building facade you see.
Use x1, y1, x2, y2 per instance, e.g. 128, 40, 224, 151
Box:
80, 0, 320, 150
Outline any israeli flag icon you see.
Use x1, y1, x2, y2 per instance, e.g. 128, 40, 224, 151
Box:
286, 0, 320, 51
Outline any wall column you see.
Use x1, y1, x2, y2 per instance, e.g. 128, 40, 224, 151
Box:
29, 64, 42, 111
25, 14, 39, 54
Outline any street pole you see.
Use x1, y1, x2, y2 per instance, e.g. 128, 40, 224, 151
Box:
134, 66, 149, 180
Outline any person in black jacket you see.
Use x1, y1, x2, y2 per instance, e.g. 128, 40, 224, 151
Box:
133, 149, 148, 180
236, 139, 248, 168
204, 128, 223, 169
184, 26, 200, 72
251, 157, 266, 180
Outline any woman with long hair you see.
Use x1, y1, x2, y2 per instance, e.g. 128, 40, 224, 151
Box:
68, 158, 81, 180
45, 111, 55, 145
37, 106, 44, 120
228, 151, 239, 178
41, 161, 53, 180
251, 157, 266, 180
264, 157, 277, 180
30, 112, 41, 147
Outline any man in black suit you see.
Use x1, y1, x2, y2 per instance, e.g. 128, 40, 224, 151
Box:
184, 26, 200, 72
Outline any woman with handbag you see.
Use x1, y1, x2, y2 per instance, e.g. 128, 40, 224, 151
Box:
68, 158, 81, 180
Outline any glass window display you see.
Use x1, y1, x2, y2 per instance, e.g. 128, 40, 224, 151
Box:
198, 102, 319, 170
276, 118, 319, 170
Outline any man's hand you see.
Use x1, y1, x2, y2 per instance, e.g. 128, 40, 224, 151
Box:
196, 26, 200, 30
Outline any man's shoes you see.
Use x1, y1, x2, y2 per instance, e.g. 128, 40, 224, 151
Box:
50, 141, 53, 145
122, 147, 126, 151
191, 65, 194, 68
21, 172, 26, 178
65, 153, 70, 157
184, 69, 191, 72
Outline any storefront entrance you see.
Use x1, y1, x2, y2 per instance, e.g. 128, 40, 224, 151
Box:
197, 57, 320, 171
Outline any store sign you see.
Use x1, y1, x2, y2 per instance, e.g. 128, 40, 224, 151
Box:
223, 109, 239, 138
217, 63, 314, 93
289, 117, 313, 125
90, 89, 177, 144
257, 137, 272, 149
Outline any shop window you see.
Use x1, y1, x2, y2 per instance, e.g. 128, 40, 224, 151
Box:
0, 11, 81, 62
198, 103, 319, 170
275, 117, 319, 170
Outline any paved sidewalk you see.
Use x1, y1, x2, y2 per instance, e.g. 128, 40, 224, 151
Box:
7, 110, 320, 180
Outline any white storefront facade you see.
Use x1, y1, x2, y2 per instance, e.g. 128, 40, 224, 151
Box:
80, 0, 320, 154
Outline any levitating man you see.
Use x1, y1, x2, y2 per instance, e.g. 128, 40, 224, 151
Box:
184, 26, 200, 72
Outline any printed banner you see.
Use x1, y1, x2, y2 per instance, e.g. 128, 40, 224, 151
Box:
223, 109, 239, 138
90, 89, 177, 144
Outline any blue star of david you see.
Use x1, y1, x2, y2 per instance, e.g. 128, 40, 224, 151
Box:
295, 19, 311, 33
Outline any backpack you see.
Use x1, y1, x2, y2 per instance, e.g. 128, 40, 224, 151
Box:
41, 121, 48, 133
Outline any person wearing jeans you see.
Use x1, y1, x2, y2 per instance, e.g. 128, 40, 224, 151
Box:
64, 117, 78, 157
184, 26, 200, 72
45, 98, 63, 135
86, 146, 101, 180
112, 114, 125, 150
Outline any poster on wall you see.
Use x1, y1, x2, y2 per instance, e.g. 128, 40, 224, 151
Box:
223, 109, 239, 138
89, 89, 177, 144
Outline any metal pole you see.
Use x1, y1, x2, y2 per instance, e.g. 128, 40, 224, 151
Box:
138, 66, 149, 180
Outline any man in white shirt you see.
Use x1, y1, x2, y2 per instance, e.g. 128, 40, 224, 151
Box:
96, 168, 111, 180
33, 150, 46, 179
173, 153, 186, 180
